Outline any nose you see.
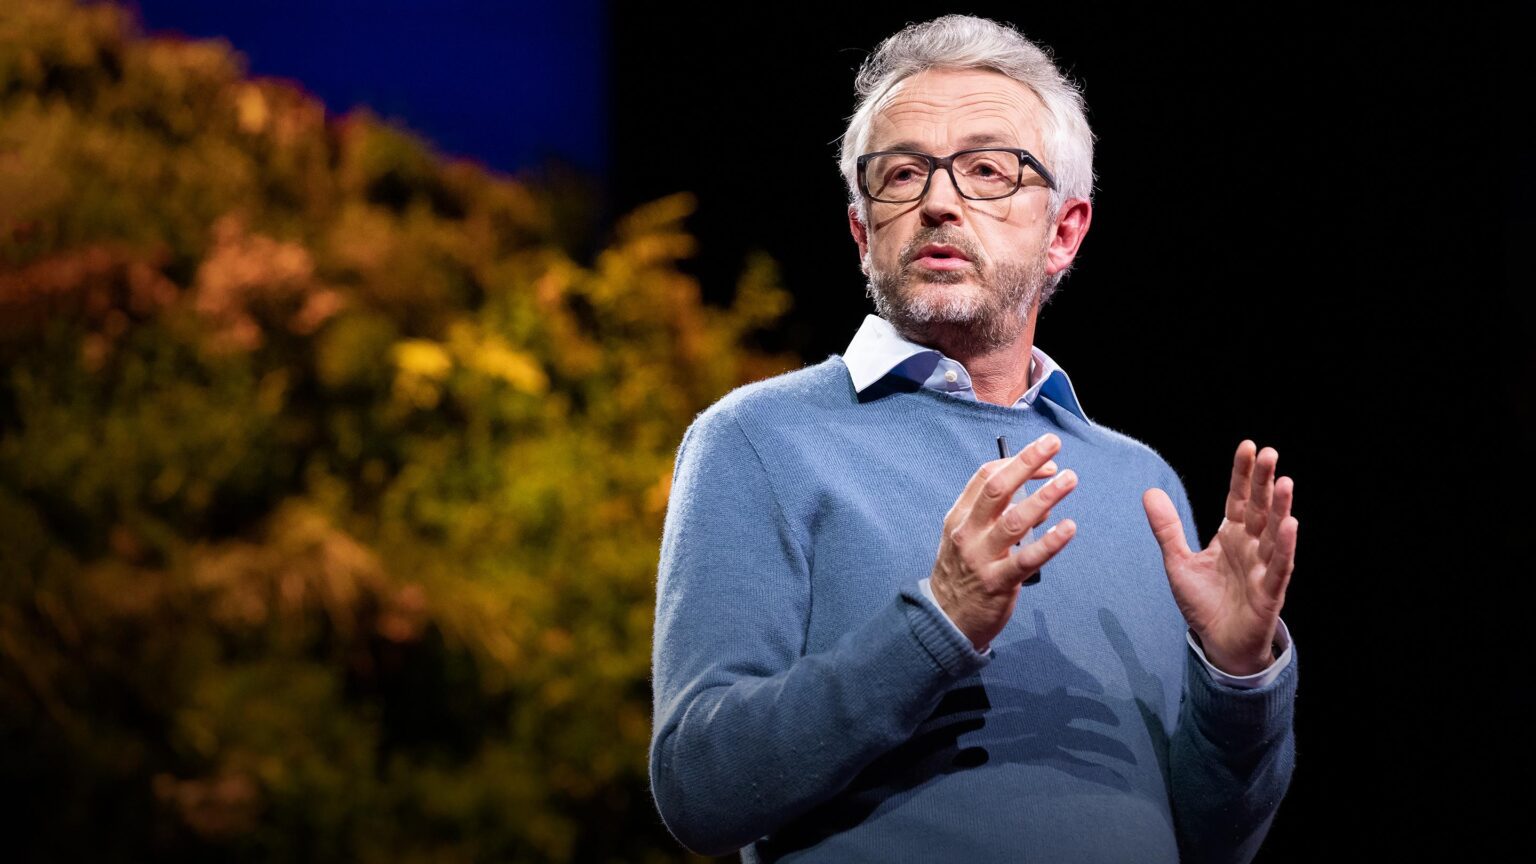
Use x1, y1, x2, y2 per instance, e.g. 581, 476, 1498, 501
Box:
919, 165, 964, 227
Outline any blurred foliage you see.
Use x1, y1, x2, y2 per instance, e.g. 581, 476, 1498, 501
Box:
0, 1, 792, 860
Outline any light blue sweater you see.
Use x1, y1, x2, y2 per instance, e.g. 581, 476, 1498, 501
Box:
651, 358, 1296, 863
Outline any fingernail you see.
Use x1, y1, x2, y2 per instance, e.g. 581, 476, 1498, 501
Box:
1054, 469, 1076, 487
1040, 460, 1059, 473
1036, 433, 1059, 449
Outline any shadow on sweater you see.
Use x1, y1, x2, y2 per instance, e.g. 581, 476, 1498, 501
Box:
758, 608, 1172, 858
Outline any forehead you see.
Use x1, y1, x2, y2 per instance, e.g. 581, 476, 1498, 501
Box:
869, 68, 1046, 154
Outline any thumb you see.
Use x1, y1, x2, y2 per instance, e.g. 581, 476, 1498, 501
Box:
1142, 488, 1191, 568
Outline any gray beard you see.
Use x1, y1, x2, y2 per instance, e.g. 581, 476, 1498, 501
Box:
866, 251, 1047, 356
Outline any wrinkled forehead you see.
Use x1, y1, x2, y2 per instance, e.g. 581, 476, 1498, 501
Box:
868, 68, 1047, 157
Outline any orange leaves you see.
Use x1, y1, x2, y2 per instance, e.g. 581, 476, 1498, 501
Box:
0, 3, 795, 860
0, 244, 176, 332
152, 771, 261, 840
190, 502, 388, 637
192, 215, 344, 352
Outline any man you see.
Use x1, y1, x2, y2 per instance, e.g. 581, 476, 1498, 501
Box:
650, 15, 1297, 864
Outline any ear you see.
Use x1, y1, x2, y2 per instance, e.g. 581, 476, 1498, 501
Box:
1044, 198, 1093, 279
848, 204, 871, 274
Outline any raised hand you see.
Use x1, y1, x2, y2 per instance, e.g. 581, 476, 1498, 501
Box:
1142, 441, 1297, 676
930, 433, 1079, 651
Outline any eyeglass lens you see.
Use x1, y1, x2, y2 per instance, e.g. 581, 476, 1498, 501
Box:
864, 150, 1023, 202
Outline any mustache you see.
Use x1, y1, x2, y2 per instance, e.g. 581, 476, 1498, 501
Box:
899, 228, 984, 267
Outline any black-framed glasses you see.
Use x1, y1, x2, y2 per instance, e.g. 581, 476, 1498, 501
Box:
856, 148, 1057, 204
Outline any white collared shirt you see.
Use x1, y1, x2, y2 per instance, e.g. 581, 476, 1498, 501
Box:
842, 314, 1088, 419
842, 314, 1294, 689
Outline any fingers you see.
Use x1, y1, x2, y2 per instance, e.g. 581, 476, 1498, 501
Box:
1223, 440, 1257, 523
1258, 475, 1294, 561
961, 433, 1061, 530
985, 468, 1077, 555
964, 455, 1055, 500
1142, 488, 1192, 570
1261, 515, 1298, 600
1244, 447, 1279, 536
1006, 518, 1077, 582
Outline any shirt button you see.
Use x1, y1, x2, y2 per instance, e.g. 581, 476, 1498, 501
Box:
943, 370, 958, 383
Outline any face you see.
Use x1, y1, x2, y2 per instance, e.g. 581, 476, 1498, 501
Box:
849, 68, 1063, 350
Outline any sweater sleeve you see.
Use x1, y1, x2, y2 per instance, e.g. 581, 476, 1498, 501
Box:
1163, 471, 1298, 864
649, 406, 989, 856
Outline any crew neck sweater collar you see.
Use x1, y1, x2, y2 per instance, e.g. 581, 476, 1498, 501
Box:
841, 314, 1088, 422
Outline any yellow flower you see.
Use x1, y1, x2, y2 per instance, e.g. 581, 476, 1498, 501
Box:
391, 339, 452, 380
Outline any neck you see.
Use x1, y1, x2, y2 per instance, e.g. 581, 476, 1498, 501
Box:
897, 310, 1039, 407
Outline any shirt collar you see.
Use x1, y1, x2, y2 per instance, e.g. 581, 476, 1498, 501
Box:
842, 314, 1088, 421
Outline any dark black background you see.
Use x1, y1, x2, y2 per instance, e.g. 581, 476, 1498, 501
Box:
612, 5, 1521, 859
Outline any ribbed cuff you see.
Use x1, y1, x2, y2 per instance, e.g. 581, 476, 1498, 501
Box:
1183, 642, 1298, 751
898, 586, 992, 678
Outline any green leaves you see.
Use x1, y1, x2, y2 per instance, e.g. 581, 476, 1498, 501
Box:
0, 2, 788, 860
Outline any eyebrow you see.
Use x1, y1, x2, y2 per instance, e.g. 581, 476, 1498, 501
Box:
876, 132, 1019, 153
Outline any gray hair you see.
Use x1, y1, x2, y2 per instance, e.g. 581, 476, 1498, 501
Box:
840, 15, 1095, 226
